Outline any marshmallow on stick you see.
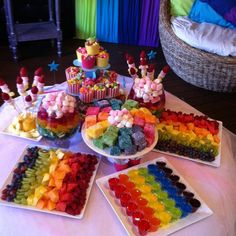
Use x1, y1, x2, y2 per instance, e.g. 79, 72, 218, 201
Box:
19, 67, 29, 90
30, 86, 39, 102
37, 75, 45, 94
125, 53, 131, 65
139, 60, 148, 77
156, 65, 170, 82
128, 67, 138, 79
32, 67, 43, 87
16, 76, 26, 96
127, 56, 136, 69
25, 95, 33, 108
1, 92, 20, 113
140, 50, 147, 65
0, 79, 10, 94
147, 64, 155, 80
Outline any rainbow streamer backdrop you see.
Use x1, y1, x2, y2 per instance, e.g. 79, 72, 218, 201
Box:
75, 0, 160, 47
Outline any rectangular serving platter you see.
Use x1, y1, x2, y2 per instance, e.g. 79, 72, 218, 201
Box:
96, 157, 213, 236
154, 120, 223, 168
0, 145, 101, 219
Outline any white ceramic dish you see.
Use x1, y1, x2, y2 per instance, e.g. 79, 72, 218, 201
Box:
0, 145, 101, 219
81, 125, 158, 160
96, 156, 213, 236
154, 121, 222, 168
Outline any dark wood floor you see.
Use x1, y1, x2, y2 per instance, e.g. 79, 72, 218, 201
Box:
0, 39, 236, 134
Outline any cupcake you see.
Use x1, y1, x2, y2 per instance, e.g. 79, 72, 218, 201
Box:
79, 87, 94, 103
65, 66, 80, 80
93, 84, 106, 100
106, 82, 120, 98
67, 77, 82, 94
96, 51, 109, 68
76, 47, 87, 62
85, 37, 100, 55
81, 55, 96, 69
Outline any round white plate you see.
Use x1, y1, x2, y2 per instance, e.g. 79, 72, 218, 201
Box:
81, 125, 158, 160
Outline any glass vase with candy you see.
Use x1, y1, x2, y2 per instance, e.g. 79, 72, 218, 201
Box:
37, 91, 81, 148
126, 52, 169, 117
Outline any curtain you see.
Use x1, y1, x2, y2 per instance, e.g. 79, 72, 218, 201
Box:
75, 0, 97, 39
96, 0, 119, 43
118, 0, 141, 45
138, 0, 160, 47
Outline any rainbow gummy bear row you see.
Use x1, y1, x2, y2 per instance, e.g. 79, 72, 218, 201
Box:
108, 161, 201, 235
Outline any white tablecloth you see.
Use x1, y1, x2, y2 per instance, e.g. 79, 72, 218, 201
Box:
0, 79, 235, 236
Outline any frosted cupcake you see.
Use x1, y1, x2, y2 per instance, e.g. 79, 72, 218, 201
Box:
76, 47, 87, 62
96, 51, 109, 68
65, 66, 80, 80
79, 87, 94, 103
81, 55, 96, 69
85, 37, 100, 56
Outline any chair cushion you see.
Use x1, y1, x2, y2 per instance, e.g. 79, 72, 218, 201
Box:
189, 0, 236, 29
170, 0, 194, 16
201, 0, 236, 26
171, 16, 236, 56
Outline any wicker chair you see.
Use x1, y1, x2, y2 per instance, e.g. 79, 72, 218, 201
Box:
159, 0, 236, 92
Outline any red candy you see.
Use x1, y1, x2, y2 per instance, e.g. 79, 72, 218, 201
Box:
149, 217, 161, 232
108, 178, 120, 191
130, 188, 142, 200
120, 193, 131, 207
136, 197, 148, 207
31, 86, 39, 94
0, 79, 6, 86
2, 93, 10, 101
16, 76, 23, 84
35, 67, 43, 76
126, 202, 138, 216
138, 219, 150, 235
123, 181, 135, 190
118, 174, 129, 183
38, 75, 45, 83
20, 67, 28, 76
113, 184, 126, 198
132, 210, 144, 226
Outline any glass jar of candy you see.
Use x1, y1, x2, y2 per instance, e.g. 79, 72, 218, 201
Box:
37, 92, 81, 140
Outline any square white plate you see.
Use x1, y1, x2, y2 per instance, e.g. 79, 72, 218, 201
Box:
0, 145, 101, 219
154, 120, 223, 168
96, 157, 213, 236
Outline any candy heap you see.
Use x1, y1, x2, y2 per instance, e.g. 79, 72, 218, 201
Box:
126, 51, 170, 114
156, 110, 220, 162
76, 37, 109, 69
37, 91, 80, 139
1, 146, 98, 216
66, 67, 120, 102
84, 99, 158, 156
108, 160, 201, 235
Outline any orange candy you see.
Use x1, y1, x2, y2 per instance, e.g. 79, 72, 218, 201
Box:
98, 112, 109, 121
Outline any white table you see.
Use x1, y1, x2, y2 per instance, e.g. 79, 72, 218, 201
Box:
0, 79, 236, 236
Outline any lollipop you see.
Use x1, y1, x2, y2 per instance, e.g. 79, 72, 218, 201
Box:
16, 76, 26, 96
37, 75, 45, 94
30, 86, 38, 102
32, 67, 43, 86
19, 67, 29, 90
0, 79, 10, 94
25, 95, 32, 108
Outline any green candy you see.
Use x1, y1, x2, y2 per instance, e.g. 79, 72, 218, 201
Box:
93, 137, 106, 149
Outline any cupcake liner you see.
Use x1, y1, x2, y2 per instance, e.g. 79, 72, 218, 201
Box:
94, 89, 106, 100
79, 91, 94, 103
67, 83, 81, 94
107, 86, 120, 98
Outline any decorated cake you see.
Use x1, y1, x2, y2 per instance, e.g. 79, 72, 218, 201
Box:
156, 109, 221, 162
84, 99, 158, 156
1, 146, 98, 216
126, 51, 170, 115
76, 37, 109, 69
37, 91, 80, 139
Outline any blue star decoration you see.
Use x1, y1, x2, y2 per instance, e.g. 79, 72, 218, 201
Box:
147, 50, 157, 60
48, 60, 59, 72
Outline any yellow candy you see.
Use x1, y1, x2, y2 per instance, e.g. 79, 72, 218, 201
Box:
156, 211, 172, 225
139, 107, 152, 115
149, 202, 165, 212
139, 185, 152, 193
142, 193, 158, 202
86, 121, 109, 139
127, 169, 139, 177
131, 176, 145, 185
